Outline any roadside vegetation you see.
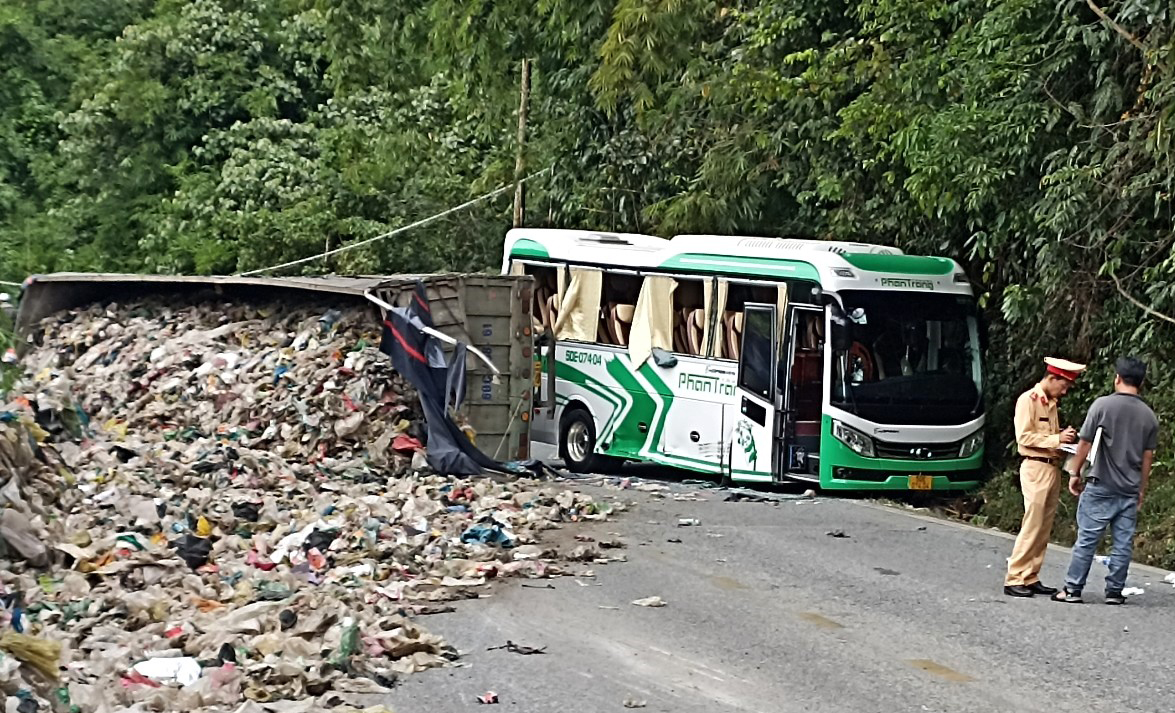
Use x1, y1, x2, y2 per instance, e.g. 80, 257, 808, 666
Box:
3, 0, 1173, 564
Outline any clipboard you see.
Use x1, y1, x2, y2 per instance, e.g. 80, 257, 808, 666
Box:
1086, 426, 1104, 476
1058, 426, 1103, 476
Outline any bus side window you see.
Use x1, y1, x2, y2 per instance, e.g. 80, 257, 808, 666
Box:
554, 268, 602, 343
719, 282, 779, 360
524, 264, 560, 333
671, 279, 705, 355
597, 273, 641, 346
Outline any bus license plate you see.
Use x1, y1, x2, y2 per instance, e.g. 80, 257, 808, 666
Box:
908, 475, 933, 490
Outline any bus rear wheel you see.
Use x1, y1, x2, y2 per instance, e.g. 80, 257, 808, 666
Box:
559, 408, 605, 473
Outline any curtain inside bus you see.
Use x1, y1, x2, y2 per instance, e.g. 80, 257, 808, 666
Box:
777, 286, 789, 352
554, 268, 602, 342
629, 276, 677, 365
703, 279, 727, 358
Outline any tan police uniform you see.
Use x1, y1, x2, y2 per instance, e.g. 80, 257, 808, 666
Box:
1005, 358, 1085, 587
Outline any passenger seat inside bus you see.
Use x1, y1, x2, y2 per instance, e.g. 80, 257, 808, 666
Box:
723, 311, 743, 360
534, 283, 554, 330
547, 294, 560, 331
600, 303, 635, 346
673, 308, 689, 354
671, 308, 706, 355
687, 309, 705, 355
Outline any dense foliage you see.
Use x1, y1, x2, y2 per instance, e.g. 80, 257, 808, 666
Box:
2, 0, 1173, 562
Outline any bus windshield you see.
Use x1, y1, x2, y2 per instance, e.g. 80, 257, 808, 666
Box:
831, 290, 982, 426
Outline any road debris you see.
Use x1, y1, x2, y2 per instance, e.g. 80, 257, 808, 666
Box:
826, 530, 851, 538
623, 698, 648, 708
477, 691, 500, 704
131, 657, 203, 687
631, 596, 667, 608
677, 518, 701, 527
487, 640, 547, 655
724, 488, 816, 503
1166, 572, 1175, 587
1122, 586, 1145, 597
0, 297, 621, 712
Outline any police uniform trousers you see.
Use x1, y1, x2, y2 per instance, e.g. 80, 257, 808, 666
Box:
1005, 459, 1061, 586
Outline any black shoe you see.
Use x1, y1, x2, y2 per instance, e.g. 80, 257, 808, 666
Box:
1104, 591, 1126, 605
1004, 585, 1035, 598
1028, 582, 1058, 595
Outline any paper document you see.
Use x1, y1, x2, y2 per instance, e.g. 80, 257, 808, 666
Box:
1086, 426, 1104, 475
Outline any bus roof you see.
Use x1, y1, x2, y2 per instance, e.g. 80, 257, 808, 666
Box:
503, 229, 973, 295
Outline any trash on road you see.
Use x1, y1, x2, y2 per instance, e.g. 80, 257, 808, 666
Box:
0, 296, 623, 712
826, 530, 851, 538
131, 657, 203, 687
724, 488, 816, 503
677, 518, 701, 527
623, 698, 648, 708
1122, 586, 1145, 597
631, 596, 667, 608
487, 640, 547, 655
1166, 572, 1175, 587
0, 632, 60, 680
477, 691, 500, 704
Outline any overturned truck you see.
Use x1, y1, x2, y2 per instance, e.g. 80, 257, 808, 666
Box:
16, 272, 536, 465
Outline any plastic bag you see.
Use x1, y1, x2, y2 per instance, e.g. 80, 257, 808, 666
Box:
0, 510, 48, 566
0, 632, 61, 680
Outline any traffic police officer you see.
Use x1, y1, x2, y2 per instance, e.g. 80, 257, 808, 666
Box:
1004, 357, 1086, 597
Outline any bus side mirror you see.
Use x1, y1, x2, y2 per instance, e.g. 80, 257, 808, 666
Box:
830, 318, 851, 352
827, 302, 851, 352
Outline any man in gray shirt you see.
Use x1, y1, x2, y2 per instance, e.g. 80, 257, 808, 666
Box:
1053, 357, 1158, 605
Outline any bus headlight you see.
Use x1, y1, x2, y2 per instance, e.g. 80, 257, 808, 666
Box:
832, 420, 875, 457
959, 430, 985, 458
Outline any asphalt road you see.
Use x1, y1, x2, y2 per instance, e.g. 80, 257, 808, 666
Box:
386, 479, 1175, 713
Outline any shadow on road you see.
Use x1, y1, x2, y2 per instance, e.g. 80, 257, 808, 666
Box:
576, 461, 984, 515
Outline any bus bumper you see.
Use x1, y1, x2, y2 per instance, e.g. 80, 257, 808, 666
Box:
819, 428, 985, 491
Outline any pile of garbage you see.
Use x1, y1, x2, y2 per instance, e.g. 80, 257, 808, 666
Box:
0, 298, 617, 712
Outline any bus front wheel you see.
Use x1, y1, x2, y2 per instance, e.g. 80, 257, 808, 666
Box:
559, 408, 604, 473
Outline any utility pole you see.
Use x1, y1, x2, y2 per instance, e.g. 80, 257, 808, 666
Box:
513, 58, 532, 228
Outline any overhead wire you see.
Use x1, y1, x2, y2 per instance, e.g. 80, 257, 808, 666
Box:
237, 168, 552, 277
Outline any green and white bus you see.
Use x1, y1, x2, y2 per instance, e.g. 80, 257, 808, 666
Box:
503, 229, 984, 491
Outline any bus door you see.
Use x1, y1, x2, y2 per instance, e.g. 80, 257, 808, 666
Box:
528, 326, 559, 448
726, 303, 777, 481
779, 304, 825, 480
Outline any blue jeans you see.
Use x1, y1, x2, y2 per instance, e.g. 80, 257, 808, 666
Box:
1064, 482, 1139, 594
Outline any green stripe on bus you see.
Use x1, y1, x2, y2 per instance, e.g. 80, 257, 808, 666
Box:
840, 253, 955, 275
636, 363, 674, 457
556, 362, 627, 444
659, 253, 820, 281
509, 239, 549, 259
605, 357, 657, 458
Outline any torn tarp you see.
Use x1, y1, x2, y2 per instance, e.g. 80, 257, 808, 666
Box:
379, 285, 501, 476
